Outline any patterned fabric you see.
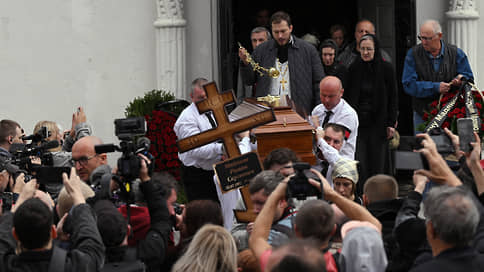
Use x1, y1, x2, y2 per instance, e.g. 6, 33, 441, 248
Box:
332, 157, 359, 184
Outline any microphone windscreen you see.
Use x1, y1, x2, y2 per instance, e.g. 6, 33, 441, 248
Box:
137, 137, 151, 149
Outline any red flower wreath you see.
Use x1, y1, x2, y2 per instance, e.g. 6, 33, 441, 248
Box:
419, 90, 484, 137
145, 110, 181, 181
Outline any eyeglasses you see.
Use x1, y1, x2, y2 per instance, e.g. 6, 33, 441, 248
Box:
71, 154, 98, 166
418, 35, 437, 41
360, 47, 374, 52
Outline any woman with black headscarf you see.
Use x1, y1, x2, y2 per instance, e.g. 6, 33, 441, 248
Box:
345, 34, 398, 195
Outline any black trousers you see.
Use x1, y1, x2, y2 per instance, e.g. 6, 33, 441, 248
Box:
180, 164, 220, 203
356, 126, 388, 196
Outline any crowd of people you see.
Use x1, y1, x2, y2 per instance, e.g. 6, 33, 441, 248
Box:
0, 9, 481, 272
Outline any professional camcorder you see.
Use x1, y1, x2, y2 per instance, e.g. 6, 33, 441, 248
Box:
94, 117, 153, 203
22, 126, 50, 144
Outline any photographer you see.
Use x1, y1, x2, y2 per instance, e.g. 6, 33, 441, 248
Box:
0, 168, 105, 271
0, 119, 24, 161
393, 133, 484, 271
231, 170, 296, 252
249, 169, 381, 272
90, 155, 173, 271
71, 136, 108, 184
32, 107, 92, 167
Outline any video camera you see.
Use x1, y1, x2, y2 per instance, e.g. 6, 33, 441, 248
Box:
286, 162, 321, 200
9, 140, 58, 170
95, 117, 153, 182
22, 126, 50, 144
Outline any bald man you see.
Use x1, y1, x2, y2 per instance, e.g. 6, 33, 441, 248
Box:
311, 76, 358, 160
336, 19, 392, 68
402, 19, 473, 134
71, 136, 107, 183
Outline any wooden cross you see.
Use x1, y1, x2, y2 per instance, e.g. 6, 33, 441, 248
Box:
177, 81, 276, 222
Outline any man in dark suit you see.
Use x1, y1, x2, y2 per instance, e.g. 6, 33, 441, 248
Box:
239, 11, 324, 118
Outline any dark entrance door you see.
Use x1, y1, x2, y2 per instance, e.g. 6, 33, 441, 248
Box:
218, 0, 416, 134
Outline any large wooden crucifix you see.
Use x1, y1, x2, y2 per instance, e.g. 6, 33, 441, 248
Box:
177, 81, 276, 222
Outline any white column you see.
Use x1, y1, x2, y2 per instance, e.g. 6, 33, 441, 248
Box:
446, 0, 479, 73
154, 0, 186, 99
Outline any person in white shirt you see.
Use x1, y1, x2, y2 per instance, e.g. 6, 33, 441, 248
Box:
173, 78, 223, 203
311, 76, 358, 159
314, 123, 350, 187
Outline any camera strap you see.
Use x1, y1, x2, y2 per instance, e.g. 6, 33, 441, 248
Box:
424, 81, 481, 132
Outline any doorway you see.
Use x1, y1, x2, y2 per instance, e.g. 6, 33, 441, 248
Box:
218, 0, 416, 135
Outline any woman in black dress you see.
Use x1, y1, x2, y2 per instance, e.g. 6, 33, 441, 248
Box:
345, 34, 398, 195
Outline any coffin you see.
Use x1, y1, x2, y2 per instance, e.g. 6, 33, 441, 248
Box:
254, 107, 316, 165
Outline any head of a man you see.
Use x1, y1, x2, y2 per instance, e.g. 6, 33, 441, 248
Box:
330, 24, 346, 48
320, 39, 337, 67
152, 171, 178, 216
190, 77, 209, 103
332, 158, 358, 200
13, 198, 55, 250
270, 11, 293, 47
323, 123, 345, 151
71, 136, 107, 182
182, 199, 223, 238
354, 19, 375, 50
249, 170, 287, 217
263, 148, 299, 177
363, 174, 398, 206
295, 200, 336, 246
265, 239, 326, 272
424, 186, 479, 255
94, 200, 129, 251
251, 27, 271, 50
319, 76, 343, 110
255, 8, 270, 27
0, 119, 23, 150
419, 20, 443, 56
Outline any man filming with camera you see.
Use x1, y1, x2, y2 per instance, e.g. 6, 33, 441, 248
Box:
90, 154, 173, 271
231, 170, 296, 252
0, 168, 105, 271
71, 136, 109, 184
0, 120, 24, 161
249, 167, 382, 272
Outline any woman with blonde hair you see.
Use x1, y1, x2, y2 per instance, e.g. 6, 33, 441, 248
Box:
172, 224, 238, 272
33, 120, 63, 152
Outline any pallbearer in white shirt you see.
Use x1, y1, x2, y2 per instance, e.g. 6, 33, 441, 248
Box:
311, 76, 358, 159
174, 78, 223, 203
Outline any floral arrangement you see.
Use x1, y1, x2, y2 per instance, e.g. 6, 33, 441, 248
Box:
419, 89, 484, 136
144, 110, 181, 181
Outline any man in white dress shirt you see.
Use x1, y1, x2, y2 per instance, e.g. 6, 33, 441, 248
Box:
311, 76, 358, 159
173, 78, 223, 203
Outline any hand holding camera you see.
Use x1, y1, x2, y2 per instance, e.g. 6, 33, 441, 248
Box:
414, 133, 462, 187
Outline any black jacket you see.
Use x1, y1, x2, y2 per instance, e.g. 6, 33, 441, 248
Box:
134, 180, 173, 271
240, 36, 325, 117
0, 203, 105, 272
101, 180, 173, 272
